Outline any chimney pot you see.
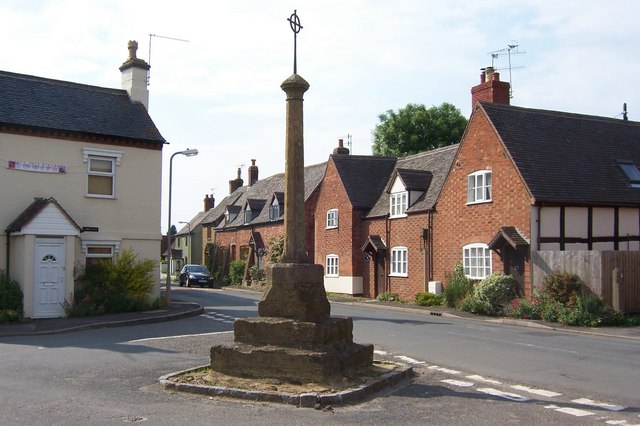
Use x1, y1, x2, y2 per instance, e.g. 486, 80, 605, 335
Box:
248, 159, 259, 186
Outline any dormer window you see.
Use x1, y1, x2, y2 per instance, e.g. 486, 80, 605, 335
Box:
326, 209, 338, 229
269, 199, 281, 221
467, 170, 492, 204
618, 160, 640, 188
390, 191, 408, 218
244, 207, 252, 224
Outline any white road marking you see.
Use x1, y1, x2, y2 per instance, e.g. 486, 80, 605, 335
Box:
127, 331, 232, 343
572, 398, 626, 412
374, 350, 388, 356
477, 387, 529, 402
441, 379, 475, 387
466, 374, 502, 385
511, 385, 561, 397
516, 342, 578, 354
394, 355, 425, 364
427, 366, 461, 375
545, 404, 595, 417
605, 420, 628, 425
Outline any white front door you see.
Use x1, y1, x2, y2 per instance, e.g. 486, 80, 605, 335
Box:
33, 238, 66, 318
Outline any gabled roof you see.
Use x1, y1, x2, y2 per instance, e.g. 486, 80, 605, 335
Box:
0, 70, 165, 145
389, 168, 433, 192
367, 144, 458, 217
6, 197, 81, 233
480, 102, 640, 206
488, 226, 530, 252
176, 210, 208, 236
219, 161, 327, 229
200, 189, 247, 227
331, 155, 397, 209
246, 198, 267, 213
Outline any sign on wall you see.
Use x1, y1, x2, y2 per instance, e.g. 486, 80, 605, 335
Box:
6, 160, 67, 174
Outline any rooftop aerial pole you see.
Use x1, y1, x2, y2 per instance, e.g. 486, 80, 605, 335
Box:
147, 33, 190, 85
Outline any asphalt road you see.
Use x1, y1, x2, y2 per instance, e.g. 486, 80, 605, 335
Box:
1, 286, 639, 425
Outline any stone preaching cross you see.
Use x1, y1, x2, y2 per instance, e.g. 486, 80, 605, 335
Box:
210, 11, 373, 385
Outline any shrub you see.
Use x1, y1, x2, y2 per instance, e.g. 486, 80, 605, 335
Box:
443, 262, 473, 308
0, 271, 23, 323
473, 272, 518, 313
68, 249, 157, 316
229, 260, 246, 285
248, 266, 265, 284
377, 292, 400, 302
459, 295, 493, 316
267, 236, 284, 264
415, 292, 443, 307
541, 271, 582, 304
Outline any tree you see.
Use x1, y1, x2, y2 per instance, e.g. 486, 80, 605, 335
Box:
371, 102, 467, 157
170, 225, 178, 235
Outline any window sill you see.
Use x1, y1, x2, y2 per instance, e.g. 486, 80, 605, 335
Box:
326, 225, 338, 230
389, 214, 407, 219
86, 194, 116, 199
466, 200, 492, 206
325, 274, 339, 278
389, 273, 408, 278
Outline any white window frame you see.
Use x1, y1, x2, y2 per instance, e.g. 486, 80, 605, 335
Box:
389, 191, 408, 218
326, 209, 339, 229
463, 243, 492, 279
467, 170, 492, 204
390, 246, 408, 277
325, 254, 339, 277
244, 207, 252, 224
81, 239, 121, 266
83, 147, 122, 199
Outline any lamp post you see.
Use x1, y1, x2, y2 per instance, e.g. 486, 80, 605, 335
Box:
165, 148, 198, 305
178, 220, 192, 264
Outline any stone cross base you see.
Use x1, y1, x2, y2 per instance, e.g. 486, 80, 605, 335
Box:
258, 263, 330, 322
209, 262, 374, 384
210, 340, 374, 384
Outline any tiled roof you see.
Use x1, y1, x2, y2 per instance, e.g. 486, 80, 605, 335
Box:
488, 226, 530, 251
200, 189, 247, 227
176, 210, 208, 235
331, 155, 397, 209
367, 144, 458, 217
0, 70, 165, 144
218, 161, 327, 229
481, 102, 640, 206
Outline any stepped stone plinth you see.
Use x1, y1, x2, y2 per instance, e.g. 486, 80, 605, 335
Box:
210, 263, 373, 384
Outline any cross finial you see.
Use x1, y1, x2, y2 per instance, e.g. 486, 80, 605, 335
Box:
287, 10, 303, 74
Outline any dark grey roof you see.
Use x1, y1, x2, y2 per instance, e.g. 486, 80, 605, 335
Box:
200, 190, 246, 227
331, 155, 397, 209
176, 210, 207, 236
394, 168, 433, 191
488, 226, 530, 251
481, 102, 640, 206
367, 144, 458, 218
218, 161, 327, 229
0, 70, 165, 144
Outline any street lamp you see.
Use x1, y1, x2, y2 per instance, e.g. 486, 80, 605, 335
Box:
165, 148, 198, 306
178, 220, 192, 265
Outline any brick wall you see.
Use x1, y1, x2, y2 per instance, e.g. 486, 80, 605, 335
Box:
433, 107, 534, 296
313, 158, 355, 276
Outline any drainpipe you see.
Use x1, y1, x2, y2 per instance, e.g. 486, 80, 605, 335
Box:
385, 213, 390, 293
5, 230, 10, 278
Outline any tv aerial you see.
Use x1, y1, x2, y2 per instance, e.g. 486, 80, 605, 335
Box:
488, 43, 525, 98
147, 33, 190, 86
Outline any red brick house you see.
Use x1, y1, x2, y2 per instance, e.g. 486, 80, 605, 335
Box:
359, 145, 459, 300
312, 151, 396, 295
433, 68, 640, 299
212, 161, 326, 277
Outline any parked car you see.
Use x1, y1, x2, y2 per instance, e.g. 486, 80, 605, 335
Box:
179, 264, 214, 288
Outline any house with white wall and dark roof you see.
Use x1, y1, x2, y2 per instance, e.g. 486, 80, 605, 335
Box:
0, 41, 166, 318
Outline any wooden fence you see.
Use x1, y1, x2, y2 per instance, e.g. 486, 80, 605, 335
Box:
532, 251, 640, 314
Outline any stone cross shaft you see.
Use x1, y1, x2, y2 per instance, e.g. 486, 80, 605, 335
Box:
280, 74, 310, 263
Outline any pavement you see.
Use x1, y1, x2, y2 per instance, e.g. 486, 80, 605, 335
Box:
1, 288, 638, 340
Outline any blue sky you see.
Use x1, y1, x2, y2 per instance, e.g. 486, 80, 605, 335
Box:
1, 0, 638, 232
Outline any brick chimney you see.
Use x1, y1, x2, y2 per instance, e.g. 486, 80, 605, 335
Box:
470, 67, 510, 109
204, 194, 215, 211
119, 40, 150, 110
229, 167, 244, 194
248, 159, 259, 186
332, 138, 350, 155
